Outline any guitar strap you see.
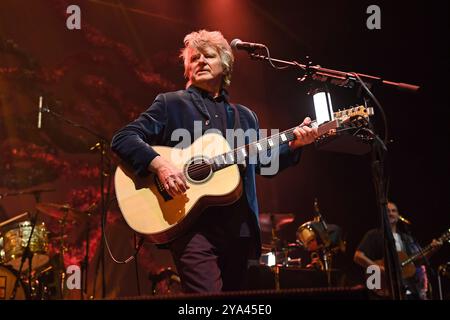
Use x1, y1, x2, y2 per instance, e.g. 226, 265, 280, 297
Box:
228, 103, 241, 130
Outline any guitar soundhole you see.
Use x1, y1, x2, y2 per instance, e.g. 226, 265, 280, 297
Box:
185, 157, 213, 184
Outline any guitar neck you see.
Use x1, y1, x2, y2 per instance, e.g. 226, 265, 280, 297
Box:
401, 244, 434, 267
401, 230, 449, 267
210, 119, 340, 172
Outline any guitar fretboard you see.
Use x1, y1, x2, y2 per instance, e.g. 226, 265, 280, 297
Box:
210, 127, 294, 171
209, 119, 339, 172
401, 230, 450, 267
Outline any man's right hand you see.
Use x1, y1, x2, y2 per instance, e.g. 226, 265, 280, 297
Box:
149, 156, 189, 198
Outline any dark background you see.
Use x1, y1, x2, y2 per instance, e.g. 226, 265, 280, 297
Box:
0, 0, 449, 298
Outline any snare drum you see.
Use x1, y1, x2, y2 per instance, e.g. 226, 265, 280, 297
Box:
0, 221, 49, 271
296, 221, 330, 252
0, 265, 27, 300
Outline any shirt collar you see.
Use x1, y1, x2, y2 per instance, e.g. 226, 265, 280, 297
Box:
188, 85, 229, 103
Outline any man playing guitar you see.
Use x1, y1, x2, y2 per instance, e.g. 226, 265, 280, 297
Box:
354, 201, 443, 299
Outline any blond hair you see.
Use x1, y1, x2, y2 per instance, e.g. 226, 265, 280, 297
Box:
180, 30, 234, 87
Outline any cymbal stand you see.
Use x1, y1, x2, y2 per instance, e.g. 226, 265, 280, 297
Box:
10, 221, 36, 299
10, 192, 43, 299
57, 212, 69, 299
321, 248, 333, 287
437, 263, 449, 300
80, 212, 92, 299
269, 213, 281, 290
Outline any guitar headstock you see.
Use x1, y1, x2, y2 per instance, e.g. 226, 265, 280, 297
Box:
439, 228, 450, 244
315, 105, 374, 138
334, 105, 374, 124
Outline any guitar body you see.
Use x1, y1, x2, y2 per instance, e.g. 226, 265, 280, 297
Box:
373, 252, 426, 297
374, 251, 417, 279
371, 228, 450, 297
114, 133, 242, 244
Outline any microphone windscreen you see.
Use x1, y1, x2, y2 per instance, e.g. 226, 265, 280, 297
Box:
230, 39, 241, 49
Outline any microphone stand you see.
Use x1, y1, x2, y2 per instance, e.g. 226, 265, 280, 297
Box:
248, 53, 420, 92
313, 198, 333, 287
371, 139, 404, 300
246, 51, 415, 299
39, 100, 111, 299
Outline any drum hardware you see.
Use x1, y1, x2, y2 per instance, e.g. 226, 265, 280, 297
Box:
36, 201, 97, 299
0, 189, 55, 299
31, 264, 62, 300
306, 251, 325, 270
295, 198, 346, 287
437, 262, 450, 300
50, 205, 83, 299
259, 213, 301, 290
80, 202, 97, 300
1, 220, 50, 271
0, 212, 30, 229
0, 265, 27, 300
36, 203, 91, 224
0, 212, 29, 264
9, 212, 42, 299
150, 267, 182, 295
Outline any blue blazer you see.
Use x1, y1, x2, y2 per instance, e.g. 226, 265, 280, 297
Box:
111, 87, 301, 243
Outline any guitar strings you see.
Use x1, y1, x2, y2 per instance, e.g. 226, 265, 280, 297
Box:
185, 115, 364, 177
184, 128, 296, 177
172, 109, 366, 180
183, 121, 322, 178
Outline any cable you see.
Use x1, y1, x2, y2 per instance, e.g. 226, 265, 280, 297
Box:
134, 233, 141, 295
351, 72, 389, 144
103, 215, 145, 264
101, 165, 145, 264
263, 45, 291, 70
102, 199, 145, 263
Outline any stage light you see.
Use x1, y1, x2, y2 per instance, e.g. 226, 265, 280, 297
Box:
312, 89, 334, 125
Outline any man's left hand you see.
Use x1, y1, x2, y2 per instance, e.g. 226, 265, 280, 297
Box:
289, 117, 319, 150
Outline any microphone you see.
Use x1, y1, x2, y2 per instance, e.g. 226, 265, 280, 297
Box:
37, 96, 43, 129
398, 215, 412, 225
230, 39, 266, 51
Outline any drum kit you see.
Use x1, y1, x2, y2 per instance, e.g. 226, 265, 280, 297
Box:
0, 201, 94, 300
258, 201, 346, 289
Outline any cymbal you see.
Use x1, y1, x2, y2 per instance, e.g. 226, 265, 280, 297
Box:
36, 203, 90, 223
261, 242, 299, 253
259, 212, 295, 232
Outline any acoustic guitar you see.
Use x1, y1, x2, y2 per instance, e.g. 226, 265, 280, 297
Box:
114, 106, 373, 244
373, 229, 450, 296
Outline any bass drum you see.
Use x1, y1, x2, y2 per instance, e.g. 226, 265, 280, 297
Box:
0, 265, 27, 300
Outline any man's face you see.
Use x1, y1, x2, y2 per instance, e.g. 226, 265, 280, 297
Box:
387, 202, 399, 225
186, 46, 224, 87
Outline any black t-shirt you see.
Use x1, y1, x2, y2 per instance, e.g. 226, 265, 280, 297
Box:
357, 229, 385, 261
356, 228, 427, 299
357, 228, 420, 260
